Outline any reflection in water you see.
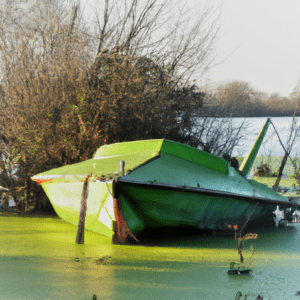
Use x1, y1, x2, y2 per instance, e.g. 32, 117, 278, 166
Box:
1, 217, 300, 299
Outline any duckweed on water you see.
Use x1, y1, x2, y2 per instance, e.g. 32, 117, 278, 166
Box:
0, 216, 300, 299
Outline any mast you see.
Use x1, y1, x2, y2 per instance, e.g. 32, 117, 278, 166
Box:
239, 118, 271, 178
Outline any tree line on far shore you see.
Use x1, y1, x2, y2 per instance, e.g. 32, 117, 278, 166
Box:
202, 80, 300, 117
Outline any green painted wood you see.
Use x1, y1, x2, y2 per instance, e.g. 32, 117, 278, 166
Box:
160, 140, 228, 174
94, 139, 163, 158
35, 148, 158, 179
240, 118, 271, 177
127, 153, 281, 201
41, 180, 114, 237
116, 148, 290, 236
117, 183, 276, 235
33, 139, 228, 181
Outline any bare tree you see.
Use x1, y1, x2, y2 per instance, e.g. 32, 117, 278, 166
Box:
0, 0, 92, 206
279, 79, 300, 190
269, 79, 300, 192
213, 81, 253, 116
271, 115, 300, 192
88, 0, 220, 83
189, 116, 248, 156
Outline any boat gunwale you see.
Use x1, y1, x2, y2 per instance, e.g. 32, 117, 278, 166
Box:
129, 153, 161, 173
115, 177, 298, 207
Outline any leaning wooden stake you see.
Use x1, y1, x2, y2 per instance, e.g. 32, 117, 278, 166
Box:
76, 173, 92, 244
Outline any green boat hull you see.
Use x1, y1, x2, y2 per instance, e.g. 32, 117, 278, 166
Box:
117, 182, 276, 235
32, 135, 297, 240
41, 180, 115, 238
114, 149, 284, 236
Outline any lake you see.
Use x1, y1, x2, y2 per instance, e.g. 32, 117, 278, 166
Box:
1, 216, 300, 300
231, 117, 300, 157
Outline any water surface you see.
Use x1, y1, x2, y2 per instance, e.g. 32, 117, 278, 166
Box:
1, 216, 300, 300
232, 117, 300, 157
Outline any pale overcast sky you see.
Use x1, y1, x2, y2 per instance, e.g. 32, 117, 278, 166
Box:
201, 0, 300, 97
82, 0, 300, 97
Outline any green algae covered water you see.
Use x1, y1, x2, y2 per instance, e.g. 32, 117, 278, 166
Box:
1, 216, 300, 300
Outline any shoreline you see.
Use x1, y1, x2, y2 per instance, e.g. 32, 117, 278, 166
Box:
0, 210, 58, 218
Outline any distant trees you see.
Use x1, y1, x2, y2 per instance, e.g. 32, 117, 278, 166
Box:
264, 94, 295, 116
289, 78, 300, 109
204, 80, 299, 117
215, 81, 253, 116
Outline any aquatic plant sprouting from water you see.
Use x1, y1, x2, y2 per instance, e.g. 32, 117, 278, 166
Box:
229, 203, 259, 265
235, 291, 263, 300
234, 228, 257, 264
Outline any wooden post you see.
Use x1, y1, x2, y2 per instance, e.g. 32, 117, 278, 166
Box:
119, 160, 125, 176
76, 173, 92, 244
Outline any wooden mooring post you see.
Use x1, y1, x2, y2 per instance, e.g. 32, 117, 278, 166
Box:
119, 160, 125, 176
76, 173, 92, 244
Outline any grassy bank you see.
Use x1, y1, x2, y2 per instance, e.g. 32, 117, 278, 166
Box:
236, 156, 299, 197
251, 176, 298, 197
0, 210, 58, 218
237, 155, 297, 177
252, 177, 294, 188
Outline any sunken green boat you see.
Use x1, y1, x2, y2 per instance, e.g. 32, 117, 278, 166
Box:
32, 118, 296, 242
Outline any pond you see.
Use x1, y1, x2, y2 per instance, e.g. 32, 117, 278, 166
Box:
1, 216, 300, 299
